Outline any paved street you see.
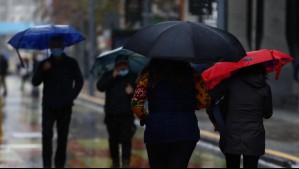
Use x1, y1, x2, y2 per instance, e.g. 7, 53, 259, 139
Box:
0, 76, 226, 168
1, 76, 299, 168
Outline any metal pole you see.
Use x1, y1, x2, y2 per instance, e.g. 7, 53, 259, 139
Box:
80, 21, 86, 77
89, 0, 96, 96
142, 0, 150, 27
217, 0, 227, 30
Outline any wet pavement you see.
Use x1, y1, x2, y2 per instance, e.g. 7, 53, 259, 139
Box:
2, 76, 299, 168
0, 76, 227, 168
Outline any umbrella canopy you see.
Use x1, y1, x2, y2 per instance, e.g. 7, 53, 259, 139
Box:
91, 47, 150, 79
202, 49, 294, 90
124, 21, 246, 63
8, 25, 85, 50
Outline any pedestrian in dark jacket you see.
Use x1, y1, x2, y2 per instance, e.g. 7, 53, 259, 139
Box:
209, 64, 273, 168
132, 59, 211, 168
32, 37, 84, 168
0, 54, 8, 96
97, 55, 137, 168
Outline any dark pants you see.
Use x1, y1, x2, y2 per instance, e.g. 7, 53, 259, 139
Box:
42, 106, 72, 168
225, 154, 260, 168
146, 141, 197, 168
106, 116, 136, 165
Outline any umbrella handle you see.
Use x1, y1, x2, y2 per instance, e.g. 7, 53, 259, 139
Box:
16, 49, 25, 68
271, 50, 283, 80
276, 59, 283, 80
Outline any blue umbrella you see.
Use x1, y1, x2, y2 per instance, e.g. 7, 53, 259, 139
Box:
8, 25, 85, 50
8, 25, 85, 67
91, 47, 150, 79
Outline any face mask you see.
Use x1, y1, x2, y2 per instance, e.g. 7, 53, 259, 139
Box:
118, 70, 129, 76
51, 48, 64, 57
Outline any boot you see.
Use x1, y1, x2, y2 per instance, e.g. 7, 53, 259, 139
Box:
112, 160, 120, 168
122, 160, 130, 168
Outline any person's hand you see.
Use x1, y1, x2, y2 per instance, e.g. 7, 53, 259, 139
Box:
213, 123, 219, 132
113, 69, 119, 78
125, 84, 134, 95
140, 118, 147, 127
43, 62, 52, 71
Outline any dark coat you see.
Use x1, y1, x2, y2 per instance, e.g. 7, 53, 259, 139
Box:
0, 56, 8, 76
145, 75, 200, 144
32, 55, 84, 109
219, 74, 273, 157
97, 71, 137, 119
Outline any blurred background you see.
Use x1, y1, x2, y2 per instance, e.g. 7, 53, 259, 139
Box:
0, 0, 299, 168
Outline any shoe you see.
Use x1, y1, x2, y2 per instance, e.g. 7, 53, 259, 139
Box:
112, 160, 120, 168
122, 160, 130, 168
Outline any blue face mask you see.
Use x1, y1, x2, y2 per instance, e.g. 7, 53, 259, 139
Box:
118, 70, 129, 76
51, 48, 64, 57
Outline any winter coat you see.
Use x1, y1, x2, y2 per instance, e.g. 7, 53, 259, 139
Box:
97, 71, 137, 119
32, 55, 84, 109
219, 74, 273, 156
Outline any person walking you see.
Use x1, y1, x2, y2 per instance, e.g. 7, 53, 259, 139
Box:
209, 64, 273, 168
132, 59, 211, 168
32, 36, 84, 168
97, 55, 137, 168
0, 54, 8, 97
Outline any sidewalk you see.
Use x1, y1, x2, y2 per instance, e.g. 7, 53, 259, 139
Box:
81, 80, 299, 167
0, 76, 227, 168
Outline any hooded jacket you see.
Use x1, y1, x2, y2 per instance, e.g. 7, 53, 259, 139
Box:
219, 74, 273, 156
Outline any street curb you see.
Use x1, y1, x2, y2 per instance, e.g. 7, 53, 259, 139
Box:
78, 94, 299, 168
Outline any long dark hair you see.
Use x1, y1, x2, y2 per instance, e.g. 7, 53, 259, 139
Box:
138, 59, 193, 88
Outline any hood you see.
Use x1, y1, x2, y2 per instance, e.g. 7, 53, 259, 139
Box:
241, 74, 267, 89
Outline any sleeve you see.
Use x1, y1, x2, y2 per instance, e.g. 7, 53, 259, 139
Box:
131, 72, 149, 120
97, 71, 116, 92
32, 61, 46, 87
194, 71, 211, 110
263, 86, 273, 119
72, 61, 84, 100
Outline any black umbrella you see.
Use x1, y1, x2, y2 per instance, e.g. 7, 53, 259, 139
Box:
124, 21, 246, 63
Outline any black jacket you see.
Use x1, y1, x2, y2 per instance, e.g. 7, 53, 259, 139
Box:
97, 71, 137, 118
32, 55, 84, 109
215, 74, 273, 156
0, 56, 8, 76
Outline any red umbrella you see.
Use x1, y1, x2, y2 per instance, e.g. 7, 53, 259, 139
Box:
202, 49, 294, 90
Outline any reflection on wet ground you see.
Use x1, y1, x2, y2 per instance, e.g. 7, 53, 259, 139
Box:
0, 77, 226, 168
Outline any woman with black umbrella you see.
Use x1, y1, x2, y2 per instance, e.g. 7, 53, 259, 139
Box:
132, 59, 211, 168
